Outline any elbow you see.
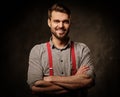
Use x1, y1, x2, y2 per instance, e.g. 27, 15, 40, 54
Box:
79, 77, 95, 88
85, 78, 95, 88
31, 86, 37, 94
31, 86, 41, 94
31, 86, 36, 91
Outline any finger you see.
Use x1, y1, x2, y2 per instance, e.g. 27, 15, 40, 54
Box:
76, 66, 90, 74
34, 81, 43, 86
80, 65, 89, 69
80, 68, 90, 74
78, 66, 89, 72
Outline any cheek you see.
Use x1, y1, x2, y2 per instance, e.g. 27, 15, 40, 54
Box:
64, 23, 70, 27
50, 23, 57, 29
51, 22, 56, 26
65, 25, 70, 29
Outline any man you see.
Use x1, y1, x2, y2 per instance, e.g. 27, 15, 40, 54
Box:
27, 3, 95, 97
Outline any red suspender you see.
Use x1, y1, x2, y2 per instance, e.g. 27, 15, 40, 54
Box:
46, 41, 76, 76
46, 42, 53, 76
71, 41, 77, 75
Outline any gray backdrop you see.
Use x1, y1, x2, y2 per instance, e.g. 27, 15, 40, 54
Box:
1, 0, 120, 97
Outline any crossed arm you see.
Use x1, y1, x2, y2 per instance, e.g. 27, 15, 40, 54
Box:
31, 65, 94, 95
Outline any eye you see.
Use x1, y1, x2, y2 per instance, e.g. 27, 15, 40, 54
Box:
63, 20, 70, 24
53, 20, 60, 23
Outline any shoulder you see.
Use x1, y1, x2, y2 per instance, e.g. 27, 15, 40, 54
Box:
30, 42, 47, 54
73, 41, 92, 58
73, 41, 91, 54
74, 42, 89, 49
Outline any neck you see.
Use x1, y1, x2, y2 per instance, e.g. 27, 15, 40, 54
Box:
52, 36, 69, 49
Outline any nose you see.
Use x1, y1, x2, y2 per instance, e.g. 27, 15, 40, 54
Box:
58, 22, 63, 28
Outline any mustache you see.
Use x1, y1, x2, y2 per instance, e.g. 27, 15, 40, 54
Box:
55, 28, 66, 31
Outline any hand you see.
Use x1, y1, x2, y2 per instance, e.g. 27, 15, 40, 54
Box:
34, 80, 45, 87
44, 76, 61, 82
44, 76, 53, 81
76, 65, 90, 75
34, 80, 52, 87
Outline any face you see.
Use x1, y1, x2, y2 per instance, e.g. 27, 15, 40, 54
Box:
48, 11, 71, 40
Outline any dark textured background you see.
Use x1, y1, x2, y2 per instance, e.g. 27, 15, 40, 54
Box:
1, 0, 120, 97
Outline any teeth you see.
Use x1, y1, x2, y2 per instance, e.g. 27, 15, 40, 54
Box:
57, 30, 63, 33
58, 29, 63, 31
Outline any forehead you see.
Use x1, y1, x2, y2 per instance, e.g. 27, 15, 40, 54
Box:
51, 11, 69, 20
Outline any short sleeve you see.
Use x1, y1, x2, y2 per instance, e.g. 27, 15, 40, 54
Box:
80, 43, 95, 79
27, 44, 43, 88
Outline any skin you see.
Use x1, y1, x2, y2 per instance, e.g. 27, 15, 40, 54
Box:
48, 11, 70, 49
31, 11, 94, 95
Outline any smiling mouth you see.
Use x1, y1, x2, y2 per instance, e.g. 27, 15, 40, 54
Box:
57, 30, 64, 33
58, 32, 65, 36
56, 29, 65, 33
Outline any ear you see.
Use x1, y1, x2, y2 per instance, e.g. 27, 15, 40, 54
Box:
47, 18, 51, 27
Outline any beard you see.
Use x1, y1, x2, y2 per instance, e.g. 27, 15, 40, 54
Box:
51, 28, 69, 40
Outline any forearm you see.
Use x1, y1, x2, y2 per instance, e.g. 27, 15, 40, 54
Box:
50, 74, 90, 83
44, 65, 95, 90
31, 80, 69, 94
57, 75, 92, 89
44, 74, 93, 90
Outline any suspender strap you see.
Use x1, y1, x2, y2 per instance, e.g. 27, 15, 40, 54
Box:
71, 41, 77, 75
46, 41, 76, 76
46, 42, 53, 76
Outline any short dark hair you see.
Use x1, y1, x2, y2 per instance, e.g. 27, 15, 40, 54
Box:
48, 3, 71, 19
